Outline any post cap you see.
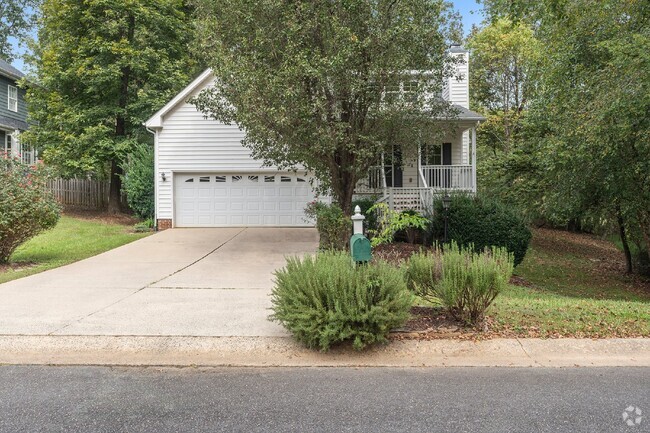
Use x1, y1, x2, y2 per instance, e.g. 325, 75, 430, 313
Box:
351, 205, 365, 221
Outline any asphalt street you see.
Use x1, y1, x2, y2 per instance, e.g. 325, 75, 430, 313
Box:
0, 366, 647, 433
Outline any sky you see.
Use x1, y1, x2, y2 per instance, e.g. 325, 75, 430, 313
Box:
453, 0, 485, 34
9, 0, 484, 73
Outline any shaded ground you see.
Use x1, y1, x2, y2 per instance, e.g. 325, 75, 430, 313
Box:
378, 229, 650, 339
63, 208, 141, 226
489, 228, 650, 338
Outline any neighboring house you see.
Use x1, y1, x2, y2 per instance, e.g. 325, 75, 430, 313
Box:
145, 46, 484, 230
0, 59, 35, 164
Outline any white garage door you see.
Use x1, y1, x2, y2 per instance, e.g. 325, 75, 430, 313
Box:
174, 173, 316, 227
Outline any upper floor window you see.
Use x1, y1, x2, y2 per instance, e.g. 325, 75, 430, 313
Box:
8, 85, 18, 112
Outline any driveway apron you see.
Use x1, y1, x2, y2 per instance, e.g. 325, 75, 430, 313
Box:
0, 228, 318, 337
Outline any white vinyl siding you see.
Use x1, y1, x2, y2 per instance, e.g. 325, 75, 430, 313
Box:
154, 77, 314, 225
443, 51, 470, 164
446, 52, 469, 109
7, 85, 17, 112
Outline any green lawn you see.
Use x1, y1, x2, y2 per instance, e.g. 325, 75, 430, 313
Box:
488, 228, 650, 338
0, 215, 151, 284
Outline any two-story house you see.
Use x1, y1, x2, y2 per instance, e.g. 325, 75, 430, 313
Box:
145, 46, 484, 229
0, 59, 35, 164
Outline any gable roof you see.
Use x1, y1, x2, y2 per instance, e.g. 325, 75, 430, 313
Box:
145, 69, 213, 129
146, 68, 485, 129
0, 58, 25, 81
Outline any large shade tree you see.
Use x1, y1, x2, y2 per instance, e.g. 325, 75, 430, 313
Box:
533, 0, 650, 267
0, 0, 38, 61
24, 0, 197, 212
191, 0, 460, 215
477, 0, 650, 272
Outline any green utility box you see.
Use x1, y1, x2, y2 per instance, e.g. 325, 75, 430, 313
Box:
350, 233, 372, 263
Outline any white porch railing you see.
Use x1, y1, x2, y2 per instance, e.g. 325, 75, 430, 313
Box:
386, 187, 436, 214
354, 164, 475, 212
421, 165, 474, 191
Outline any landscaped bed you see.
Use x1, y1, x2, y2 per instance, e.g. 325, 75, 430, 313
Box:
382, 228, 650, 340
0, 211, 151, 284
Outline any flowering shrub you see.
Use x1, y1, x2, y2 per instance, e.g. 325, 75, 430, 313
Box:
0, 156, 60, 263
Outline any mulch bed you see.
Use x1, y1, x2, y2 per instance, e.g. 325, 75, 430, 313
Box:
379, 231, 650, 340
390, 306, 480, 341
373, 242, 432, 266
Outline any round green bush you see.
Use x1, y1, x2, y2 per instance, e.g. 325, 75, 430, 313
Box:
270, 252, 413, 351
429, 194, 531, 266
0, 157, 60, 263
121, 143, 154, 220
304, 202, 350, 250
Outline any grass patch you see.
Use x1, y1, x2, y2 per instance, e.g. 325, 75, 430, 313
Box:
489, 228, 650, 337
0, 215, 151, 284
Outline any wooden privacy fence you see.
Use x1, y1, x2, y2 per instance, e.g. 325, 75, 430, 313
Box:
46, 178, 110, 209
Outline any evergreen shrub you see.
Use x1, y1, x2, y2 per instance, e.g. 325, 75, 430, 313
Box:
405, 243, 514, 325
271, 252, 413, 351
429, 194, 531, 266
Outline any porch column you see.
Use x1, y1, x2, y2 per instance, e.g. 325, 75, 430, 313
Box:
471, 125, 477, 193
380, 152, 387, 190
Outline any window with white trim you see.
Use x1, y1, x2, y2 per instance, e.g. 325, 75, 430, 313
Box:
5, 134, 13, 156
8, 85, 18, 112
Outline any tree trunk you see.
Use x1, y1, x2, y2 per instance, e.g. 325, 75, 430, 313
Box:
616, 205, 633, 274
108, 12, 135, 214
107, 159, 123, 214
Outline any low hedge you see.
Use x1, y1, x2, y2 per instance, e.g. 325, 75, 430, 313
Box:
429, 194, 531, 266
270, 252, 413, 351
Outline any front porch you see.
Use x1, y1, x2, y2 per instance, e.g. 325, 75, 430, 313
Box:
355, 125, 477, 213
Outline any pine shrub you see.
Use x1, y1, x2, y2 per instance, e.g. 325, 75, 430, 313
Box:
405, 243, 514, 325
404, 252, 441, 304
270, 252, 413, 351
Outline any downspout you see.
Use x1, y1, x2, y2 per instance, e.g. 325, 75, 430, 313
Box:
144, 125, 159, 231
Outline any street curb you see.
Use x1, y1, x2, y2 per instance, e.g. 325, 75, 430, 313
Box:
0, 336, 648, 367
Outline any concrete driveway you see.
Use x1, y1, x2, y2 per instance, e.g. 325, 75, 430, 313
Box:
0, 228, 318, 337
